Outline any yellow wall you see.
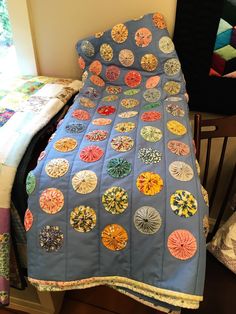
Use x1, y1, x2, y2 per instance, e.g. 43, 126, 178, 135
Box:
28, 0, 177, 78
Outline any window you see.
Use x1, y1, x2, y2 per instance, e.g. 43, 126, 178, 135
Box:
0, 0, 19, 75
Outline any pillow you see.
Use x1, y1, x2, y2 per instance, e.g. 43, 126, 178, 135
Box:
210, 0, 236, 77
207, 210, 236, 274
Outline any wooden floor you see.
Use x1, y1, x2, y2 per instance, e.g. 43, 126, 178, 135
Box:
60, 286, 163, 314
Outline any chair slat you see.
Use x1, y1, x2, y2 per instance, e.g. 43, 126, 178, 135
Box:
203, 138, 211, 187
209, 137, 228, 209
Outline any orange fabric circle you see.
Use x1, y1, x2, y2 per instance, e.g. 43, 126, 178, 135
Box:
89, 60, 102, 75
101, 224, 128, 251
124, 71, 142, 87
90, 75, 105, 87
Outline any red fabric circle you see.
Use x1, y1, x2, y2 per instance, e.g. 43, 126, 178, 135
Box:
97, 105, 116, 116
146, 76, 160, 89
79, 145, 104, 162
106, 66, 121, 81
90, 75, 105, 87
89, 60, 102, 75
72, 109, 90, 120
78, 56, 85, 70
141, 111, 161, 122
124, 71, 142, 87
24, 208, 33, 231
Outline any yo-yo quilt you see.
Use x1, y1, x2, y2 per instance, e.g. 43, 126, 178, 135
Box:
26, 13, 209, 312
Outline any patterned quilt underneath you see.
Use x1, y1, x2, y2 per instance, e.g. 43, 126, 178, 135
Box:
0, 75, 81, 305
26, 13, 209, 313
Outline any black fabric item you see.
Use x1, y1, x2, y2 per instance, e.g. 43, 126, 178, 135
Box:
11, 96, 76, 222
174, 0, 236, 114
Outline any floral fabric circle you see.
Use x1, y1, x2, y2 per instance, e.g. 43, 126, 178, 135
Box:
26, 171, 36, 195
146, 76, 160, 89
54, 138, 77, 152
143, 88, 161, 102
102, 95, 118, 102
79, 145, 104, 163
106, 66, 121, 81
70, 206, 96, 232
111, 136, 134, 152
120, 98, 139, 108
196, 159, 201, 176
81, 40, 95, 57
85, 130, 108, 142
159, 36, 174, 54
136, 172, 164, 196
143, 102, 160, 110
92, 118, 112, 126
124, 89, 140, 96
97, 105, 116, 116
135, 28, 152, 47
83, 86, 100, 99
101, 224, 128, 251
140, 126, 162, 142
39, 225, 63, 252
118, 111, 138, 118
72, 109, 90, 121
89, 60, 102, 75
45, 158, 69, 178
169, 161, 194, 182
38, 151, 46, 162
203, 215, 210, 238
100, 43, 113, 61
78, 56, 85, 70
152, 12, 166, 29
102, 186, 128, 214
141, 111, 161, 122
90, 75, 105, 87
138, 147, 162, 164
80, 97, 96, 108
166, 103, 185, 117
167, 140, 190, 156
95, 31, 104, 38
107, 158, 132, 178
170, 190, 197, 218
164, 58, 181, 76
39, 188, 64, 214
167, 229, 197, 260
24, 208, 33, 231
141, 54, 158, 72
82, 71, 88, 82
167, 120, 187, 136
201, 185, 209, 207
124, 71, 142, 87
119, 49, 134, 67
106, 86, 122, 94
164, 81, 181, 95
115, 122, 136, 132
111, 23, 128, 43
134, 206, 162, 234
65, 123, 85, 134
72, 170, 97, 194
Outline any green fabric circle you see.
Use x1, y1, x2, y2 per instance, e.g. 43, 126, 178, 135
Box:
26, 171, 36, 195
107, 158, 132, 178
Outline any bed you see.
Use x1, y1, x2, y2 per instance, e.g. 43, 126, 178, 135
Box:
0, 75, 81, 306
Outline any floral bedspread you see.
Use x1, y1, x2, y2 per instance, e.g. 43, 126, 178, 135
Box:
0, 75, 81, 305
26, 13, 209, 313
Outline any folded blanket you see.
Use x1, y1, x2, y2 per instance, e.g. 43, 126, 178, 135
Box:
0, 76, 81, 306
26, 13, 209, 312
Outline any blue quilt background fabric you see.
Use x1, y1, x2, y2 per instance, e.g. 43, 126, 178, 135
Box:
26, 12, 209, 312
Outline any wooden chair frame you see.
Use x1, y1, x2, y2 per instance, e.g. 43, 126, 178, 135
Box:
194, 113, 236, 240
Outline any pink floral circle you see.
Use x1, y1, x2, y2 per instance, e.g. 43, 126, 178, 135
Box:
167, 229, 197, 260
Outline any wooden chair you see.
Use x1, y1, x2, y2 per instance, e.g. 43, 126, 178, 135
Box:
182, 113, 236, 314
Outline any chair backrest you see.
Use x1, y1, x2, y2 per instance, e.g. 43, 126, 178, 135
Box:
194, 113, 236, 240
